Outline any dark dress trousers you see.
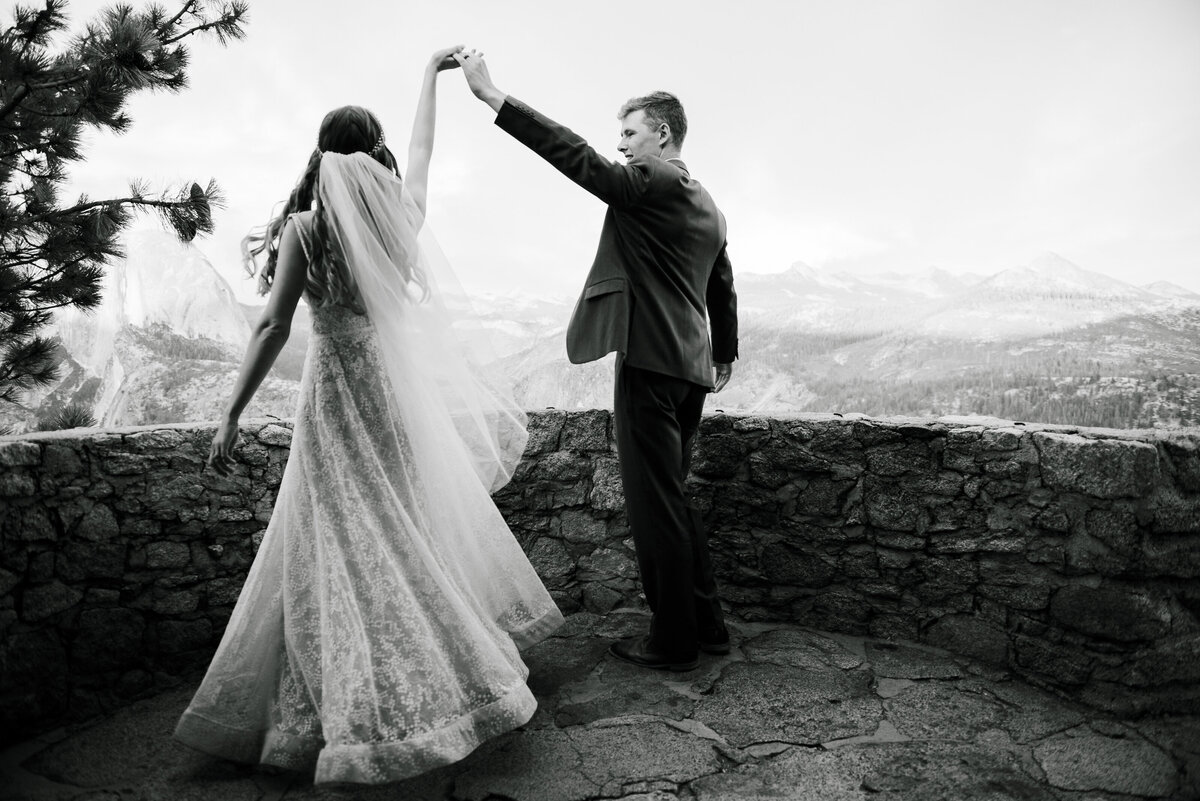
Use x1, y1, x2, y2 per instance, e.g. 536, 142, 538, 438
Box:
496, 97, 738, 659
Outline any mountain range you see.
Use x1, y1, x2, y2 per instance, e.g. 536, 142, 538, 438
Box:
4, 233, 1198, 432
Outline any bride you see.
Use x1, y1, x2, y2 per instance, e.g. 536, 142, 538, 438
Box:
174, 45, 563, 784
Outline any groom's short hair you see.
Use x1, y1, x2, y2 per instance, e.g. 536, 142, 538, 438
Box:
619, 91, 687, 148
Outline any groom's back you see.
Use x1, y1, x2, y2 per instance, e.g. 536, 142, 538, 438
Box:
606, 156, 729, 385
495, 96, 738, 387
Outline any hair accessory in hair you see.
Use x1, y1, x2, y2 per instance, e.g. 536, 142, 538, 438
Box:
317, 129, 386, 156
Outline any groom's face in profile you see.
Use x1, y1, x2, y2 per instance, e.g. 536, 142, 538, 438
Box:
618, 110, 664, 162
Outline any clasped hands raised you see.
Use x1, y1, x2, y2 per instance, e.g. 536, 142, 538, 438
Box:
428, 45, 506, 111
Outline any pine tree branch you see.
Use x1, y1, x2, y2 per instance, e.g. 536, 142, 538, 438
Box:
26, 72, 90, 91
10, 254, 93, 292
160, 6, 247, 46
19, 194, 198, 227
0, 85, 31, 123
158, 0, 199, 35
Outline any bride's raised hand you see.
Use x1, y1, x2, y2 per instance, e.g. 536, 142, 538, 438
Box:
431, 45, 465, 72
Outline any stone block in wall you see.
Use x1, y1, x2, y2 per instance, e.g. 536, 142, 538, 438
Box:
914, 557, 977, 599
924, 614, 1008, 665
73, 504, 118, 541
943, 430, 983, 472
155, 619, 212, 653
928, 530, 1025, 555
557, 509, 607, 544
903, 471, 967, 498
2, 504, 56, 542
146, 541, 191, 569
530, 451, 592, 482
576, 546, 638, 583
254, 424, 292, 447
0, 568, 19, 598
1035, 433, 1158, 500
150, 589, 200, 616
28, 551, 54, 583
748, 452, 792, 489
979, 428, 1024, 451
1106, 634, 1200, 687
866, 441, 937, 477
761, 542, 837, 588
851, 420, 905, 446
795, 477, 854, 517
807, 586, 872, 632
1013, 633, 1093, 685
874, 531, 925, 550
711, 481, 784, 528
733, 415, 772, 434
523, 409, 565, 455
1159, 437, 1200, 493
926, 500, 984, 533
581, 584, 623, 613
1064, 531, 1127, 576
1140, 533, 1200, 579
559, 409, 609, 451
692, 431, 750, 478
588, 455, 624, 513
863, 481, 924, 532
0, 441, 40, 467
1149, 486, 1200, 535
1034, 503, 1071, 533
1049, 585, 1171, 642
526, 537, 574, 584
205, 577, 244, 607
41, 444, 82, 477
1084, 507, 1140, 560
126, 430, 188, 451
57, 541, 126, 582
71, 608, 145, 672
145, 476, 207, 512
21, 580, 83, 621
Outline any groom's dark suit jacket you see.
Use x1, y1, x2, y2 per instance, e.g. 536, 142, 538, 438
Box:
495, 97, 738, 388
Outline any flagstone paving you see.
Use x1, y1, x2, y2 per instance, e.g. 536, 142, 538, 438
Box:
2, 610, 1196, 801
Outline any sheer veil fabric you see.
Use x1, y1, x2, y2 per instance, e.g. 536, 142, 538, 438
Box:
174, 153, 563, 784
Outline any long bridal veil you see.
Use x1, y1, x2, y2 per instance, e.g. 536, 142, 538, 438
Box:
314, 151, 552, 638
317, 151, 527, 492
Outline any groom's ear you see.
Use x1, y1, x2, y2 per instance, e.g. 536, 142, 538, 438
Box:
658, 123, 672, 145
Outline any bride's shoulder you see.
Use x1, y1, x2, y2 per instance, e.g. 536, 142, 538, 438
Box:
286, 210, 317, 260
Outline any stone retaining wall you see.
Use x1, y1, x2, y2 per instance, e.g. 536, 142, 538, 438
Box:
2, 412, 1198, 744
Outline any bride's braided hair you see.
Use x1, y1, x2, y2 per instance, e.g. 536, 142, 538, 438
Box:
243, 106, 400, 309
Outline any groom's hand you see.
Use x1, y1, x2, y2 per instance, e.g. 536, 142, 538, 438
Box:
713, 363, 733, 393
454, 49, 506, 112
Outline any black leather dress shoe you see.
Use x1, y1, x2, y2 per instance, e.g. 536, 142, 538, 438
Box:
608, 636, 699, 671
698, 627, 731, 655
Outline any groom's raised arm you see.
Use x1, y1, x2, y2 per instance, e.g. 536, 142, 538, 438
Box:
454, 50, 654, 208
494, 97, 656, 209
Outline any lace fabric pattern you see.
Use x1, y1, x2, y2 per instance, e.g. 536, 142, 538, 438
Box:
175, 222, 562, 784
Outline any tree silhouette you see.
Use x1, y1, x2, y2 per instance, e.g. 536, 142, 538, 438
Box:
0, 0, 247, 403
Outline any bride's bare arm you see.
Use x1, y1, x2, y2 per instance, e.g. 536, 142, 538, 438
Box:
406, 46, 463, 216
207, 220, 307, 474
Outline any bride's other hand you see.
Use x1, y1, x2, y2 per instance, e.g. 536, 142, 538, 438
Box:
431, 45, 464, 72
206, 419, 239, 476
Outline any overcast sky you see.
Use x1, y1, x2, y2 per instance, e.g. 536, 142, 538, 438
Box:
51, 0, 1200, 302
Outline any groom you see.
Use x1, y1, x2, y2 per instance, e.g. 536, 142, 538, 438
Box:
456, 51, 738, 671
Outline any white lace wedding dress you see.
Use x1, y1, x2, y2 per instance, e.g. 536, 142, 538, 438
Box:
175, 154, 563, 784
